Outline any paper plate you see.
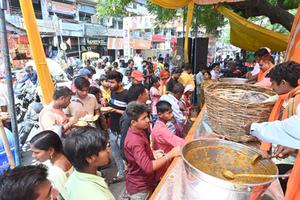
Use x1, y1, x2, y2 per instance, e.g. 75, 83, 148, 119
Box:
74, 120, 88, 127
101, 107, 113, 112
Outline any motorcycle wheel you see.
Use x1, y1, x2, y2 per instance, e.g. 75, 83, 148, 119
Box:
19, 122, 34, 146
17, 111, 26, 123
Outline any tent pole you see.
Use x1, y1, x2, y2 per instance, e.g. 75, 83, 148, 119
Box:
0, 0, 21, 166
0, 119, 15, 168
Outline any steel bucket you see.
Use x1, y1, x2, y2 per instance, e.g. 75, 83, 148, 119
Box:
182, 139, 278, 200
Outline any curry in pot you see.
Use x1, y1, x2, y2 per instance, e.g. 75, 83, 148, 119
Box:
185, 146, 277, 184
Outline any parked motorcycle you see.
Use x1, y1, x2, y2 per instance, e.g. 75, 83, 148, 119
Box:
19, 101, 43, 148
14, 81, 40, 123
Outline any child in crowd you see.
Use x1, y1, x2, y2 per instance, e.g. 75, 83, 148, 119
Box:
149, 76, 162, 125
99, 74, 111, 106
124, 102, 180, 200
151, 100, 185, 179
63, 127, 114, 200
180, 84, 194, 118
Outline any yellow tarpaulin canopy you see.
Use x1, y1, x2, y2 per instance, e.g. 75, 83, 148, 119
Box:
216, 5, 289, 52
149, 0, 244, 63
149, 0, 191, 9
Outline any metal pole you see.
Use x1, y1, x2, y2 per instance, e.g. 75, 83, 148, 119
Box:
193, 5, 199, 107
78, 37, 80, 59
194, 5, 199, 74
0, 0, 21, 165
182, 7, 186, 54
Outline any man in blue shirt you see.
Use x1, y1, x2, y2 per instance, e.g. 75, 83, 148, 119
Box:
20, 65, 38, 85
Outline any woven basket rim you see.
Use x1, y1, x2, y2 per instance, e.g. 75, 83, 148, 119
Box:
205, 82, 276, 105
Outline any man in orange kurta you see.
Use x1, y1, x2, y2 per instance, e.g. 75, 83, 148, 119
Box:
247, 61, 300, 200
255, 54, 275, 87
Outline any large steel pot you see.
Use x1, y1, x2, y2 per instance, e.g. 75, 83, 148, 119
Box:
182, 139, 278, 200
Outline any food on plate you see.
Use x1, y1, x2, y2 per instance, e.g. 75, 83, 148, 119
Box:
100, 107, 113, 112
74, 121, 88, 127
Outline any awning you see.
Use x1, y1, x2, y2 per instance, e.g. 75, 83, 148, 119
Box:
152, 35, 167, 42
216, 5, 289, 52
79, 4, 97, 15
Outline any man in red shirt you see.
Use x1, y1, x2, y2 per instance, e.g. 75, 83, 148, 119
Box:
124, 102, 180, 199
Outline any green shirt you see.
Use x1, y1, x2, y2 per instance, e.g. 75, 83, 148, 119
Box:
65, 170, 115, 200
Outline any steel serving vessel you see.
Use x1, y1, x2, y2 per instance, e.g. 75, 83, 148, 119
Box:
181, 139, 278, 200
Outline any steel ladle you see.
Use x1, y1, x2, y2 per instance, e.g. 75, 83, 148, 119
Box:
222, 170, 290, 180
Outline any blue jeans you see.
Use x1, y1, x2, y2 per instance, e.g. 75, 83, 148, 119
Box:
151, 114, 158, 126
108, 129, 125, 177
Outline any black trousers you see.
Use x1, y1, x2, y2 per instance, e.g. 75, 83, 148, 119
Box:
277, 164, 294, 194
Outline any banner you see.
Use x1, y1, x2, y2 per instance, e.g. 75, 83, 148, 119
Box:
108, 38, 124, 49
152, 35, 166, 42
123, 16, 183, 30
46, 0, 77, 16
131, 40, 151, 50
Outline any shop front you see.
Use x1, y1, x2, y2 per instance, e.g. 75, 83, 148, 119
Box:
84, 24, 108, 58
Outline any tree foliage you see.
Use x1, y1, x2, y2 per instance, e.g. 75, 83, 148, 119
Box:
193, 5, 226, 36
96, 0, 299, 34
96, 0, 133, 17
146, 2, 178, 25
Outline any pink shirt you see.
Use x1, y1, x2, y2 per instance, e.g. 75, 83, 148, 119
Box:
255, 77, 272, 88
150, 87, 160, 115
151, 120, 185, 179
151, 120, 185, 153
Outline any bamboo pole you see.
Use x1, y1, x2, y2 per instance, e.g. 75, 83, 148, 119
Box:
0, 0, 21, 165
19, 0, 54, 104
0, 118, 15, 169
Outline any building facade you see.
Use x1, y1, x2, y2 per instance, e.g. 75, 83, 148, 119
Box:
3, 0, 183, 66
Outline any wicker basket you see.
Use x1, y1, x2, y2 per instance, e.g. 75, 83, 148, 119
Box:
204, 82, 276, 142
219, 77, 247, 84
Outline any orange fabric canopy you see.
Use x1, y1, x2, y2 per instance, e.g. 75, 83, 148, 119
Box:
285, 5, 300, 63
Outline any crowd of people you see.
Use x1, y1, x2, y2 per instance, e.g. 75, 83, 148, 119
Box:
1, 47, 300, 200
0, 55, 199, 200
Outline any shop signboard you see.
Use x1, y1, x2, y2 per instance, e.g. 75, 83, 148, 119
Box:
79, 4, 96, 15
86, 37, 107, 46
61, 23, 84, 37
130, 40, 151, 50
84, 24, 106, 37
46, 0, 77, 16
